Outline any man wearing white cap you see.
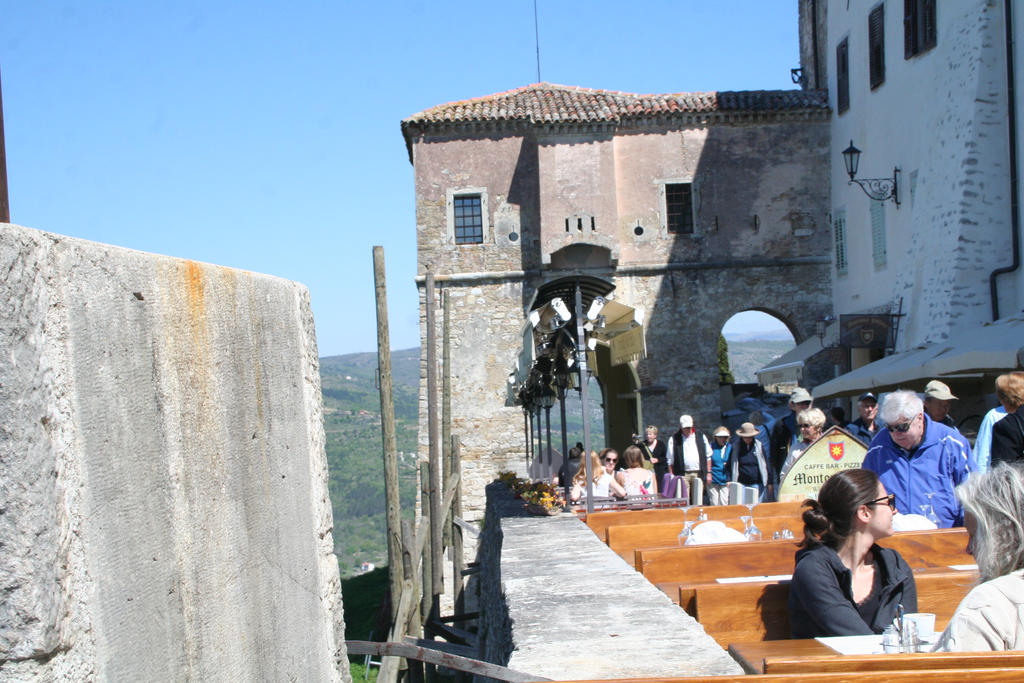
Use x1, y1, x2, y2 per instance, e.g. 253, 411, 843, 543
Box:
924, 380, 957, 429
770, 387, 813, 491
667, 414, 711, 505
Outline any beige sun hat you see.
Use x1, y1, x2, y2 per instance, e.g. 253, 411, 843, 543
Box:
924, 380, 957, 401
735, 422, 759, 438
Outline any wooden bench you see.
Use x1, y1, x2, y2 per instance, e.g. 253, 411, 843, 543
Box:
692, 568, 978, 647
636, 527, 970, 583
763, 650, 1024, 674
583, 501, 804, 539
606, 516, 802, 563
553, 669, 1024, 682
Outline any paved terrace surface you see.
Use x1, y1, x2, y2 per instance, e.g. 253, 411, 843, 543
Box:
477, 484, 742, 680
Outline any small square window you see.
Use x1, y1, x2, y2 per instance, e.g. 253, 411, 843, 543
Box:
453, 195, 483, 244
665, 183, 694, 234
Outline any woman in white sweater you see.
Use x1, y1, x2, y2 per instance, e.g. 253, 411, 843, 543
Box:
934, 463, 1024, 651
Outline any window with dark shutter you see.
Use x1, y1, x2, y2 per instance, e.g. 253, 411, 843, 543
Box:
869, 4, 885, 89
904, 0, 936, 59
665, 183, 694, 234
837, 37, 850, 114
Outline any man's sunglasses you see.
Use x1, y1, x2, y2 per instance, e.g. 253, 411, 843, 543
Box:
890, 415, 919, 433
865, 493, 897, 511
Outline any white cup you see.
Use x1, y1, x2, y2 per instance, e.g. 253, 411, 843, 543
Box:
904, 612, 936, 640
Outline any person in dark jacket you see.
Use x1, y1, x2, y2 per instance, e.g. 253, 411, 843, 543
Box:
639, 425, 669, 483
770, 387, 813, 488
788, 468, 917, 638
846, 392, 883, 445
992, 372, 1024, 466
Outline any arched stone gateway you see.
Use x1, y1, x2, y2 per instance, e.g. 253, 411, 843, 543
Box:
405, 83, 833, 519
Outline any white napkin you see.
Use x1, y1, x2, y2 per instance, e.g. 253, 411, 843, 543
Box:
892, 513, 938, 531
689, 520, 747, 544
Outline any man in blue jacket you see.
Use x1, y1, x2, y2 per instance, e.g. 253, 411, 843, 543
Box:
862, 390, 975, 527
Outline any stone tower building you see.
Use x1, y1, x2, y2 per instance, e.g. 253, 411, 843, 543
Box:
402, 84, 834, 517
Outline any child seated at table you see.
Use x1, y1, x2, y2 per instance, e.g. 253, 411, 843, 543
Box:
788, 468, 917, 638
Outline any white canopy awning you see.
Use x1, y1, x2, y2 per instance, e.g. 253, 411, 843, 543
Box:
813, 315, 1024, 399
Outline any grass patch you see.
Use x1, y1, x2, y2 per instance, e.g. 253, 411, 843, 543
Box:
343, 565, 389, 682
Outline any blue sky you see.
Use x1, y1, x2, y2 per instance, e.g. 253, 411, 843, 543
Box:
2, 1, 797, 355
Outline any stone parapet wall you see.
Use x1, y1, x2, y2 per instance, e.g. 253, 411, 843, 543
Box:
474, 483, 742, 681
0, 224, 348, 681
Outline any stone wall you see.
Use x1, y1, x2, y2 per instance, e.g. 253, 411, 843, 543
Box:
412, 112, 832, 519
0, 224, 348, 681
475, 483, 742, 681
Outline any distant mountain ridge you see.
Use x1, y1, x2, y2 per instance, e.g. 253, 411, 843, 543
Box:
723, 329, 794, 343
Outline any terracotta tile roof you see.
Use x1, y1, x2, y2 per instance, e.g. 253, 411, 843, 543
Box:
402, 82, 829, 126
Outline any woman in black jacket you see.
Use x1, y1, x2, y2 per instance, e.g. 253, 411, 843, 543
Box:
788, 468, 917, 638
991, 372, 1024, 466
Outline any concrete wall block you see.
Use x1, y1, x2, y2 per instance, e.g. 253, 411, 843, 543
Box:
0, 224, 347, 681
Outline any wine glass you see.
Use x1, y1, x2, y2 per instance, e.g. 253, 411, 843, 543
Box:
745, 496, 758, 531
677, 503, 692, 545
745, 517, 763, 541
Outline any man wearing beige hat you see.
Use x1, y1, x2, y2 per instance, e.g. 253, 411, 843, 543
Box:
924, 380, 957, 429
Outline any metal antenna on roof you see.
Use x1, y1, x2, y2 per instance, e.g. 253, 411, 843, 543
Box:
0, 64, 9, 223
533, 0, 542, 83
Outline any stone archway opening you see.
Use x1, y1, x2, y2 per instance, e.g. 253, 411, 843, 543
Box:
718, 310, 798, 433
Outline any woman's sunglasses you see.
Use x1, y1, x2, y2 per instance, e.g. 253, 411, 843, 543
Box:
604, 457, 617, 463
865, 493, 897, 511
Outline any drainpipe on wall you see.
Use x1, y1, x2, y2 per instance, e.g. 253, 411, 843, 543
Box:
991, 0, 1022, 320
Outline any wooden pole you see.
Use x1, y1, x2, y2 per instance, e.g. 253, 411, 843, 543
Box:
419, 461, 433, 632
424, 270, 443, 609
0, 66, 10, 223
451, 434, 465, 615
373, 246, 403, 624
442, 290, 452, 548
400, 520, 419, 634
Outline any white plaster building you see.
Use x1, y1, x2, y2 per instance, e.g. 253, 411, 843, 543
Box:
799, 0, 1024, 405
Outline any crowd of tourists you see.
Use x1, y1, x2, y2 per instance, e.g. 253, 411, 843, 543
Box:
786, 371, 1024, 651
558, 371, 1024, 652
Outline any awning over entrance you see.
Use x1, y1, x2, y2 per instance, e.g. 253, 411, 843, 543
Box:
755, 335, 822, 387
924, 315, 1024, 375
812, 315, 1024, 399
810, 344, 941, 399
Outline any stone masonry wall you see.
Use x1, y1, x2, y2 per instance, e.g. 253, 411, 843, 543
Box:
414, 114, 831, 519
0, 224, 348, 681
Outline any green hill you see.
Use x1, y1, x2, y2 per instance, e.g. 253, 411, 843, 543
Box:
320, 349, 419, 577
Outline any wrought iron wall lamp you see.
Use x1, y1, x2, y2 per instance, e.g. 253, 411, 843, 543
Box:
842, 141, 900, 207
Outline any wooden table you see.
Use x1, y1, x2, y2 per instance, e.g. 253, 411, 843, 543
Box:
728, 639, 835, 674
